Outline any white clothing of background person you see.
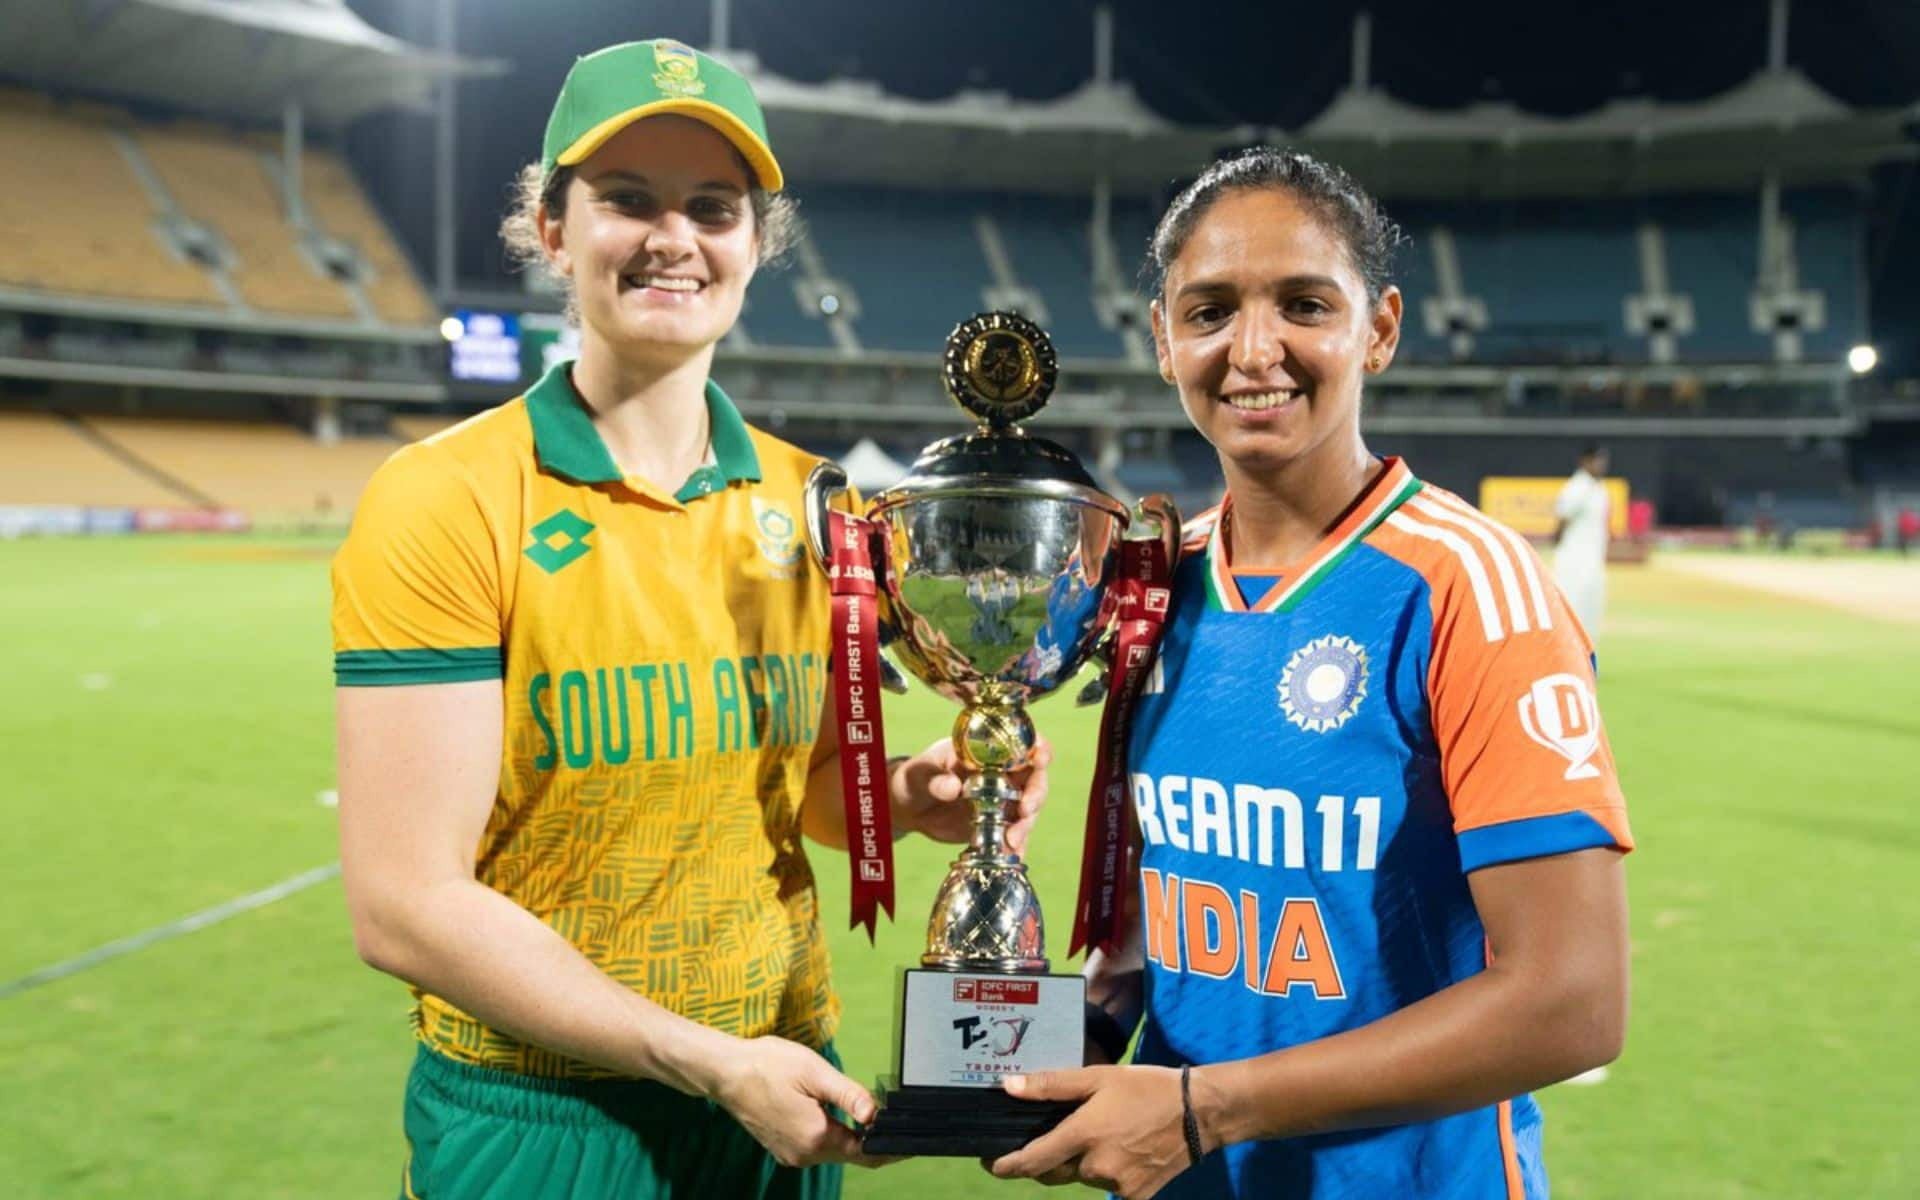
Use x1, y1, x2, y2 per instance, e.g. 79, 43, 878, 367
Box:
1553, 464, 1610, 635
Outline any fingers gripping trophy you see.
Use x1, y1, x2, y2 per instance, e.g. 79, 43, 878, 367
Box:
804, 312, 1181, 1157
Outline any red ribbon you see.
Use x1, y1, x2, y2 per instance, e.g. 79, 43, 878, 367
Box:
1070, 536, 1173, 957
826, 508, 895, 940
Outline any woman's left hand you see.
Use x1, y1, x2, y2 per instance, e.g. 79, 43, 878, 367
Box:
986, 1066, 1193, 1198
888, 735, 1052, 851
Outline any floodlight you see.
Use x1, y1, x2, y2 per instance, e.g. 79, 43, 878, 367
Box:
1847, 344, 1877, 374
440, 316, 466, 342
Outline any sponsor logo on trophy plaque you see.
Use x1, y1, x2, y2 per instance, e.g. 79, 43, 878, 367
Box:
805, 312, 1180, 1157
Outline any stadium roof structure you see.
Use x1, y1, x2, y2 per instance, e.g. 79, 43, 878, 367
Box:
743, 54, 1918, 198
0, 0, 504, 128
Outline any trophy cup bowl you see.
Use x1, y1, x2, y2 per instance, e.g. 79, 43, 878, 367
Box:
804, 312, 1164, 1157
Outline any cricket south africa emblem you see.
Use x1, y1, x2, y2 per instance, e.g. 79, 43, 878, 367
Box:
1279, 635, 1369, 733
753, 498, 802, 573
651, 40, 705, 96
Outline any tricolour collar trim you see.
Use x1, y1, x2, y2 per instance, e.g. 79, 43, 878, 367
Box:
1206, 457, 1422, 614
525, 360, 762, 489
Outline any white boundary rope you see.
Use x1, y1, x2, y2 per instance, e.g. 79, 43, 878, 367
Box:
0, 862, 341, 1001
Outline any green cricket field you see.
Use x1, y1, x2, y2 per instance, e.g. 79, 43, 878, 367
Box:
1, 537, 1914, 1197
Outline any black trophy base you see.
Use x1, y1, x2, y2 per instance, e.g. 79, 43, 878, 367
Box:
861, 1079, 1078, 1158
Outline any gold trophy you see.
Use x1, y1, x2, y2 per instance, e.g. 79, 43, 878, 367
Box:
805, 313, 1179, 1155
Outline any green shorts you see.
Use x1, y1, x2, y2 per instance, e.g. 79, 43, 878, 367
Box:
399, 1041, 845, 1200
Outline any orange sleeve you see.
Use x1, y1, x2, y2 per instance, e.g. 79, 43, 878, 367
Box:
1377, 492, 1632, 872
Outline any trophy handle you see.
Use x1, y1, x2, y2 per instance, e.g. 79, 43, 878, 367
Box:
804, 461, 911, 695
1133, 492, 1184, 570
1076, 492, 1183, 707
802, 461, 850, 572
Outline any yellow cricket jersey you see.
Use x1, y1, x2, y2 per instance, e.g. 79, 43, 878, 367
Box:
331, 361, 839, 1077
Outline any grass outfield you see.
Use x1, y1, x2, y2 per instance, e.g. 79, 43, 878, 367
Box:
1, 536, 1915, 1197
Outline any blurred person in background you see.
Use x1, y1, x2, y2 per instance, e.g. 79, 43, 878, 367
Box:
990, 148, 1631, 1200
330, 39, 1044, 1200
1551, 445, 1610, 635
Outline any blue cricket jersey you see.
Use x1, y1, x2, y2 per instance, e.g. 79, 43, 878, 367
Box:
1128, 457, 1632, 1199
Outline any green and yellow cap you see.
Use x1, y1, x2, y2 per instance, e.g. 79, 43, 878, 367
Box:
542, 39, 783, 192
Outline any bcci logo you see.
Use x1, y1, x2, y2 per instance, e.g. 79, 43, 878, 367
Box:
753, 499, 802, 575
651, 40, 706, 96
1518, 673, 1602, 780
1279, 635, 1368, 733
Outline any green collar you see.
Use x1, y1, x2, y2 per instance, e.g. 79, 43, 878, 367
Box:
524, 359, 761, 498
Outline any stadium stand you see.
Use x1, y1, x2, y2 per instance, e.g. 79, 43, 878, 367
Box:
742, 266, 832, 349
1647, 196, 1768, 362
990, 194, 1124, 360
802, 186, 991, 352
1444, 202, 1642, 364
81, 417, 399, 520
0, 412, 192, 507
0, 100, 224, 307
388, 414, 462, 443
740, 187, 1865, 369
300, 148, 437, 326
139, 123, 358, 319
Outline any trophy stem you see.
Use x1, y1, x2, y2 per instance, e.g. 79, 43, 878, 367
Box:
920, 698, 1048, 972
961, 770, 1020, 861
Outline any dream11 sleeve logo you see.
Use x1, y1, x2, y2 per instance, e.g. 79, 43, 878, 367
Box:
1517, 673, 1602, 780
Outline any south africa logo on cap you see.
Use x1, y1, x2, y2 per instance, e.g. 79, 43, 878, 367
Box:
1279, 635, 1369, 733
652, 40, 705, 97
943, 311, 1058, 428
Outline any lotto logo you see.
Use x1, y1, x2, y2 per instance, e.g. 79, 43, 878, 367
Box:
847, 721, 874, 745
859, 859, 886, 882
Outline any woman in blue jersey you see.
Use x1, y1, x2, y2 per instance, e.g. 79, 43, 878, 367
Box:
990, 148, 1633, 1199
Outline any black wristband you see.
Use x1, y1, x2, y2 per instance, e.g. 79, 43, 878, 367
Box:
1181, 1064, 1204, 1166
1083, 1000, 1130, 1064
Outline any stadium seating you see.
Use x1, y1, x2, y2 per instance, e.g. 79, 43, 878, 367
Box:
388, 414, 463, 443
1440, 201, 1642, 364
140, 125, 358, 319
729, 186, 1865, 368
742, 267, 833, 349
802, 186, 992, 352
989, 194, 1125, 359
0, 104, 224, 307
299, 149, 437, 326
0, 412, 190, 507
83, 417, 399, 520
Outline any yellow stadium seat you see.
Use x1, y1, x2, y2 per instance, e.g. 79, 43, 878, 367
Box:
301, 149, 439, 327
0, 413, 191, 507
0, 108, 224, 306
141, 125, 358, 319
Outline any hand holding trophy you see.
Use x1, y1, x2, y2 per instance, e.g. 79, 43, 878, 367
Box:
804, 312, 1181, 1157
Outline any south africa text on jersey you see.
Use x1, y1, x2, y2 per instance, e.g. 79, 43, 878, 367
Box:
525, 653, 828, 768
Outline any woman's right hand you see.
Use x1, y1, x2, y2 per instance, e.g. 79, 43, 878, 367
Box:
710, 1036, 886, 1167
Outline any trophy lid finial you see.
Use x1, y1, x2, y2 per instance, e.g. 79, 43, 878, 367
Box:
943, 311, 1058, 429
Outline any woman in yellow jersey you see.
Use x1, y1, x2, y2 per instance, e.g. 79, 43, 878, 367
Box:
331, 39, 1046, 1200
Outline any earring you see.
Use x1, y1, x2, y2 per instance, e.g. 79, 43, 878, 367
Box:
1367, 356, 1382, 371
